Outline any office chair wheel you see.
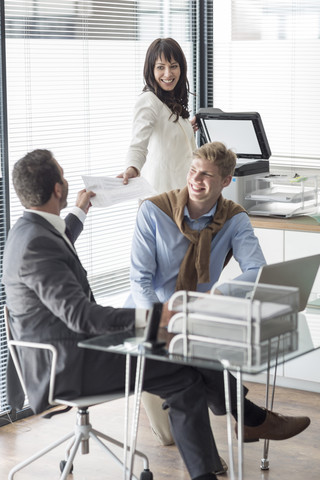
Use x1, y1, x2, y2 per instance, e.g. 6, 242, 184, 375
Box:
140, 469, 153, 480
59, 460, 73, 474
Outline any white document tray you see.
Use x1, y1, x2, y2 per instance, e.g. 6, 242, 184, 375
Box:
247, 202, 317, 218
245, 175, 318, 217
168, 286, 298, 344
167, 283, 299, 366
168, 331, 298, 367
168, 307, 297, 344
246, 185, 316, 203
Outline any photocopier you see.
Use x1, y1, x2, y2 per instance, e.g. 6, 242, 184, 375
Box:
196, 108, 271, 209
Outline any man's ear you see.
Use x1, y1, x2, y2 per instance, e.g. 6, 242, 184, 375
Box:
53, 182, 62, 199
222, 175, 232, 188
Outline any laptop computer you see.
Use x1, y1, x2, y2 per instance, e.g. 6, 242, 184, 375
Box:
254, 254, 320, 311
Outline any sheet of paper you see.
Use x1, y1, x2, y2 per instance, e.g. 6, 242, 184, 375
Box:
82, 175, 157, 208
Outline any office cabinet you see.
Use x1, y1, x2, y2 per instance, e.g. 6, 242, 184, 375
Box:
254, 228, 283, 264
217, 217, 320, 390
248, 218, 320, 392
284, 230, 320, 295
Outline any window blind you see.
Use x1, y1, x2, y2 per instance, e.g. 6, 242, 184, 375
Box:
212, 0, 320, 171
0, 0, 198, 417
4, 0, 195, 308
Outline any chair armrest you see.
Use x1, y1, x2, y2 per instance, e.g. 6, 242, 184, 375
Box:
7, 339, 58, 406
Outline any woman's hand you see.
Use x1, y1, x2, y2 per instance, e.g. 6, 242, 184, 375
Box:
117, 166, 140, 185
190, 116, 199, 133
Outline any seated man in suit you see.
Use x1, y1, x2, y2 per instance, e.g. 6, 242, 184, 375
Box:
2, 149, 310, 480
125, 141, 305, 450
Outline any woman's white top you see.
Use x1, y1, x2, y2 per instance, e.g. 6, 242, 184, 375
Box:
125, 91, 197, 194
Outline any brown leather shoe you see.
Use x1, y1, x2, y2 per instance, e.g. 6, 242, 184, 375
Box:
235, 409, 310, 443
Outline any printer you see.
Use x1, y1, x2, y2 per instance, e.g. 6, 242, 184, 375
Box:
196, 108, 271, 209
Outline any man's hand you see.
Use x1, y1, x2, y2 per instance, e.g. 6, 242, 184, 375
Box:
159, 301, 176, 328
76, 189, 96, 214
211, 287, 223, 295
117, 166, 140, 185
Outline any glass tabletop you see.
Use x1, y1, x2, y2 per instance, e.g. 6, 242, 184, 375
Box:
78, 311, 320, 375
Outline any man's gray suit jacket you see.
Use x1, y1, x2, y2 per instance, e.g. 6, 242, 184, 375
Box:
2, 211, 135, 413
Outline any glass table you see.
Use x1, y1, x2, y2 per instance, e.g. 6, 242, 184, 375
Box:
78, 311, 320, 480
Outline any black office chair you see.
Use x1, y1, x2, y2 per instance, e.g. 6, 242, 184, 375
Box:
4, 306, 153, 480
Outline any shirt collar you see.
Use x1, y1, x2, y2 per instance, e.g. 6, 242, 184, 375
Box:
25, 209, 66, 235
183, 204, 217, 221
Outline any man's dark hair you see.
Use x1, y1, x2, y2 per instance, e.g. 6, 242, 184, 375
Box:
143, 37, 190, 121
12, 149, 63, 208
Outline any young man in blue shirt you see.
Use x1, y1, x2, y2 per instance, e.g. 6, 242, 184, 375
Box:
127, 141, 309, 470
128, 141, 266, 309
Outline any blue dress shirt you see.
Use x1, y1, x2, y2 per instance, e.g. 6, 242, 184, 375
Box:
127, 199, 266, 308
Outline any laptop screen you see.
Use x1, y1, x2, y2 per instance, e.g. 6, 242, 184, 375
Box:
255, 254, 320, 311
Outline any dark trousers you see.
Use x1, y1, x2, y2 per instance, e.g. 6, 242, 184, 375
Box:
81, 349, 244, 478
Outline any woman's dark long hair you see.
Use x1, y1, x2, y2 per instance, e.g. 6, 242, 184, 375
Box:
143, 38, 191, 121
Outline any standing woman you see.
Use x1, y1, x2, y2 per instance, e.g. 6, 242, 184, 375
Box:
119, 37, 197, 193
119, 38, 228, 476
120, 37, 197, 446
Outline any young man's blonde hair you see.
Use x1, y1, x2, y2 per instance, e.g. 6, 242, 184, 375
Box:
193, 141, 236, 179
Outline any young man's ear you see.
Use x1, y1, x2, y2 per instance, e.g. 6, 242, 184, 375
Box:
222, 175, 233, 188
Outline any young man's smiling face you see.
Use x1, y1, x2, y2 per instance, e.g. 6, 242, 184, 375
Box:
187, 157, 232, 212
